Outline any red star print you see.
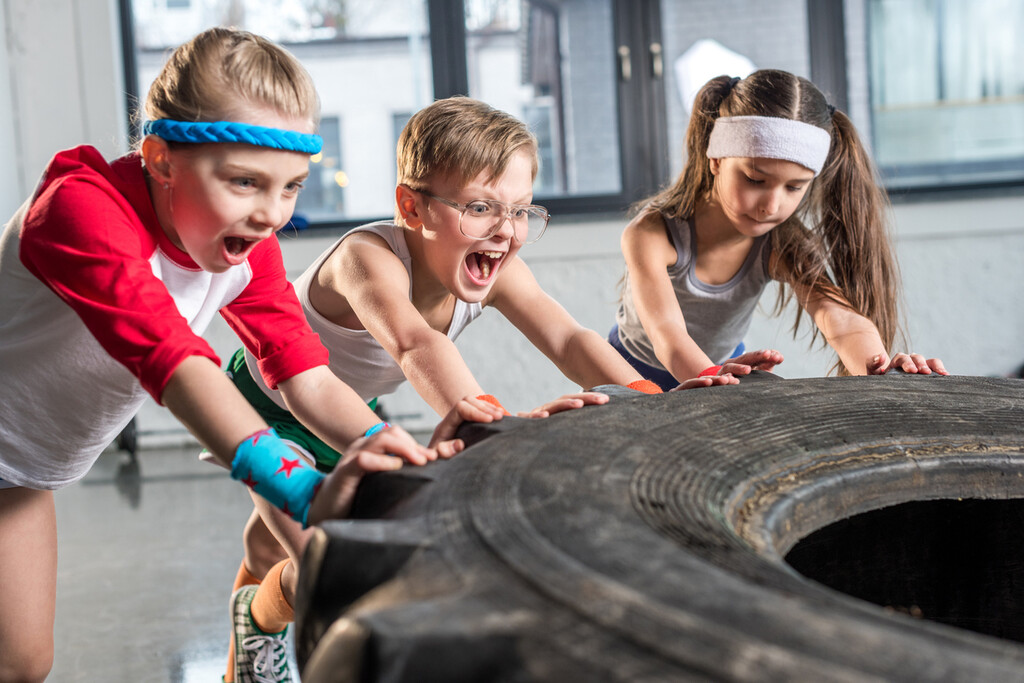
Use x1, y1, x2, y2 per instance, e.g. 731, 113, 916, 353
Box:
281, 501, 292, 518
241, 472, 258, 489
276, 458, 303, 478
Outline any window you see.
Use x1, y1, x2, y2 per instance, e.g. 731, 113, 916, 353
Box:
121, 0, 667, 227
463, 0, 621, 198
868, 0, 1024, 189
295, 116, 344, 224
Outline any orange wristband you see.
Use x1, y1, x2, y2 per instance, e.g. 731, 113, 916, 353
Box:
476, 394, 511, 415
626, 379, 662, 394
698, 365, 723, 377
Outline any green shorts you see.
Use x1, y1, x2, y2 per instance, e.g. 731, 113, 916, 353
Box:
226, 348, 378, 473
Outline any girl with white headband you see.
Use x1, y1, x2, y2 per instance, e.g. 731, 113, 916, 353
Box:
610, 69, 946, 388
0, 28, 442, 683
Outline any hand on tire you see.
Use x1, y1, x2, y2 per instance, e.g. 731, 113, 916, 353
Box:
720, 349, 785, 377
869, 352, 948, 376
307, 425, 437, 525
670, 374, 740, 391
518, 392, 610, 418
428, 396, 508, 454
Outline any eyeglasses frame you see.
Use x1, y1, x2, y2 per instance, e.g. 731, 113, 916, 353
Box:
418, 190, 551, 244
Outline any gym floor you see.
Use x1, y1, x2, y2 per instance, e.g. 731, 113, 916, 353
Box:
52, 443, 256, 682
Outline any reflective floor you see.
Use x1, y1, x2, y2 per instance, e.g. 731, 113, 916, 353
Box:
52, 444, 254, 682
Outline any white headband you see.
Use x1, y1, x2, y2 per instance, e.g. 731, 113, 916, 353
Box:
706, 115, 831, 175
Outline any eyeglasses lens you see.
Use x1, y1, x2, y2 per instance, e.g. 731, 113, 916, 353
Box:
460, 201, 547, 243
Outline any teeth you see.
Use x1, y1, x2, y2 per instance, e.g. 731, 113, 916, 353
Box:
475, 251, 502, 281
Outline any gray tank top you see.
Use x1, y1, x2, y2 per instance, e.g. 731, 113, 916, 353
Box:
615, 213, 771, 368
246, 221, 483, 407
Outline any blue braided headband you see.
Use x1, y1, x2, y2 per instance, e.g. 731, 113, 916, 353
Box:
143, 119, 323, 155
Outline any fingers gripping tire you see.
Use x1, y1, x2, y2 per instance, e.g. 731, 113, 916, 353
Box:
295, 374, 1024, 682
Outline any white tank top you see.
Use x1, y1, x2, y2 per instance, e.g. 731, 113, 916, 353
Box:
246, 221, 483, 406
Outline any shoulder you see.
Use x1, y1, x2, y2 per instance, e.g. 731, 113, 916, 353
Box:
21, 156, 154, 261
42, 145, 115, 180
622, 209, 675, 264
320, 225, 409, 295
342, 226, 395, 252
34, 146, 140, 199
625, 207, 667, 233
623, 209, 672, 243
26, 147, 148, 232
332, 227, 402, 272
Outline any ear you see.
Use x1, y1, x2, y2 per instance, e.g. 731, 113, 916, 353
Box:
141, 135, 173, 186
395, 184, 424, 228
709, 157, 722, 176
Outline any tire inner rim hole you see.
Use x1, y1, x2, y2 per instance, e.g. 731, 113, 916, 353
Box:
785, 498, 1024, 644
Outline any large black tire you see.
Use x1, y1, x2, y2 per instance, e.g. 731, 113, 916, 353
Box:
295, 374, 1024, 682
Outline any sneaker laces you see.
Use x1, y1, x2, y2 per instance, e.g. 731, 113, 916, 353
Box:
241, 632, 290, 683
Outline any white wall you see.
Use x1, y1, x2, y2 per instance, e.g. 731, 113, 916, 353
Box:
0, 0, 127, 210
0, 5, 19, 207
2, 1, 1021, 444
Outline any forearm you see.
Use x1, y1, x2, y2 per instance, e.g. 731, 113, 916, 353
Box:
816, 306, 886, 375
160, 355, 267, 467
550, 328, 642, 388
648, 323, 715, 380
397, 336, 485, 416
279, 366, 384, 452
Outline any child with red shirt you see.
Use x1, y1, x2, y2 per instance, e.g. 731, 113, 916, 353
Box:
0, 28, 438, 682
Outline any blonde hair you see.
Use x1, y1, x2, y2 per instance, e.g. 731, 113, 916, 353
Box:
395, 97, 538, 223
642, 69, 902, 374
141, 27, 319, 145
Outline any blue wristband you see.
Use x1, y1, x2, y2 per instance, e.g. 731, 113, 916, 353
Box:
364, 421, 391, 437
231, 428, 326, 528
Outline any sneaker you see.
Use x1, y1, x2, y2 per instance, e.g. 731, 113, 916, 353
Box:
231, 585, 297, 683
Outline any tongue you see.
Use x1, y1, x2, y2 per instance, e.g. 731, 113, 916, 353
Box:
225, 237, 246, 255
466, 253, 484, 279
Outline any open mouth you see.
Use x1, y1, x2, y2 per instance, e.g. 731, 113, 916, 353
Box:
465, 250, 504, 283
224, 236, 257, 257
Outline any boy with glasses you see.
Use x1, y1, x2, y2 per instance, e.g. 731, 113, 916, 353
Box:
221, 96, 735, 682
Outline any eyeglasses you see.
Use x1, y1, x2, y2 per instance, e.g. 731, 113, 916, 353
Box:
421, 191, 550, 244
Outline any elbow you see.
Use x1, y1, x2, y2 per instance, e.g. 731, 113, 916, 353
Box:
393, 329, 448, 369
561, 326, 605, 358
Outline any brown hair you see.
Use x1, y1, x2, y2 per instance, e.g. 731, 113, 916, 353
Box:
644, 69, 901, 373
395, 96, 538, 221
141, 27, 320, 144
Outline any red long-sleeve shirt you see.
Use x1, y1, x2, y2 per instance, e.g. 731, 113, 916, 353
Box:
0, 145, 327, 489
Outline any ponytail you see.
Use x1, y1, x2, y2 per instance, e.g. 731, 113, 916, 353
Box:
815, 109, 902, 353
639, 75, 738, 219
772, 107, 904, 373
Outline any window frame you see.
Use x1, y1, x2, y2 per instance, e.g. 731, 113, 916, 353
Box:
820, 0, 1024, 198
